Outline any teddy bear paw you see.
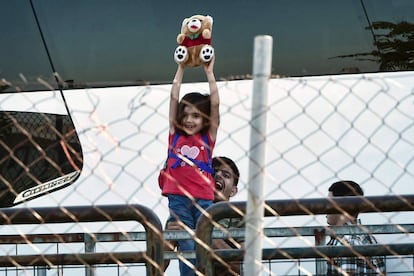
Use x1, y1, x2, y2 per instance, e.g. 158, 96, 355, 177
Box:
174, 46, 188, 64
200, 45, 214, 63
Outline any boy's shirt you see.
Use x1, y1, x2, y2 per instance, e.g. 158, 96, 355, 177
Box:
326, 220, 386, 275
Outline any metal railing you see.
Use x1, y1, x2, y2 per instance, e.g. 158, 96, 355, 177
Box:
0, 205, 164, 276
1, 225, 413, 275
196, 194, 414, 275
0, 196, 413, 275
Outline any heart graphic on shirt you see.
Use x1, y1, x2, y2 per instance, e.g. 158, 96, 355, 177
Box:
180, 145, 200, 159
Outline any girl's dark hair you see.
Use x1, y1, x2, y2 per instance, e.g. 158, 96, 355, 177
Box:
176, 92, 211, 135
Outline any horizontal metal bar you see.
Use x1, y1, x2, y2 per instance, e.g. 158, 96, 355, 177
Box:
0, 233, 85, 244
91, 232, 147, 242
0, 223, 413, 244
164, 251, 195, 260
264, 223, 414, 238
212, 243, 414, 261
0, 205, 161, 226
0, 252, 149, 267
199, 195, 414, 223
1, 242, 412, 265
209, 224, 414, 239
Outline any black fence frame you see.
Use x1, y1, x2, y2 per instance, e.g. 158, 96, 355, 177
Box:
196, 194, 414, 275
0, 205, 164, 276
0, 196, 413, 275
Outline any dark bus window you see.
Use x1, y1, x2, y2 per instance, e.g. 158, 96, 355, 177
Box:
0, 95, 83, 207
1, 0, 413, 92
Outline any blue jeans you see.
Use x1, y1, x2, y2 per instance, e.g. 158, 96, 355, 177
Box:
167, 194, 213, 276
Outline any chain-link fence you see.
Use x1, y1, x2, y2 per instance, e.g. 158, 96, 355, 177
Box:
0, 70, 414, 275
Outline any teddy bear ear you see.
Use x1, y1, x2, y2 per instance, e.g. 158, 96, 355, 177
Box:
206, 15, 213, 27
181, 17, 189, 28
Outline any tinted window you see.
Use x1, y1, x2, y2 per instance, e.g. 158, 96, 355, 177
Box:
0, 92, 83, 207
1, 0, 413, 92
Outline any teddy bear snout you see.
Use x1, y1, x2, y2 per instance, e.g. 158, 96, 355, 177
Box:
188, 19, 201, 32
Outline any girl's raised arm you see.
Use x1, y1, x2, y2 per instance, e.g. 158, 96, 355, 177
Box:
204, 57, 219, 141
169, 65, 184, 134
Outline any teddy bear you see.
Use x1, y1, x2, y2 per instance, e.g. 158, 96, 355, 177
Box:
174, 15, 214, 67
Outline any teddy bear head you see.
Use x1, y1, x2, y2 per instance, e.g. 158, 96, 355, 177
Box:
179, 15, 213, 42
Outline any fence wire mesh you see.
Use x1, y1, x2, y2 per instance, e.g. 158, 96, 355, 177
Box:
0, 71, 413, 275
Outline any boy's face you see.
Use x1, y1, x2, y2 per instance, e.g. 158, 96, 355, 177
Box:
326, 191, 350, 226
213, 163, 237, 202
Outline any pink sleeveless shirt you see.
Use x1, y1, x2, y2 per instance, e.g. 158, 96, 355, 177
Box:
161, 132, 215, 200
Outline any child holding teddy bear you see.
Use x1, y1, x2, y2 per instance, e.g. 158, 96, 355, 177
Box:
158, 56, 220, 275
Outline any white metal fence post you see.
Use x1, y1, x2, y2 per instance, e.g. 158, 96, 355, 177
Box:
244, 35, 273, 276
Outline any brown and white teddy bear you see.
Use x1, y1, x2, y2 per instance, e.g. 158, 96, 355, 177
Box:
174, 15, 214, 67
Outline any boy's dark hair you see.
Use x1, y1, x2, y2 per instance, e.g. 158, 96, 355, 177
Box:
176, 92, 210, 135
212, 156, 240, 186
329, 180, 364, 197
